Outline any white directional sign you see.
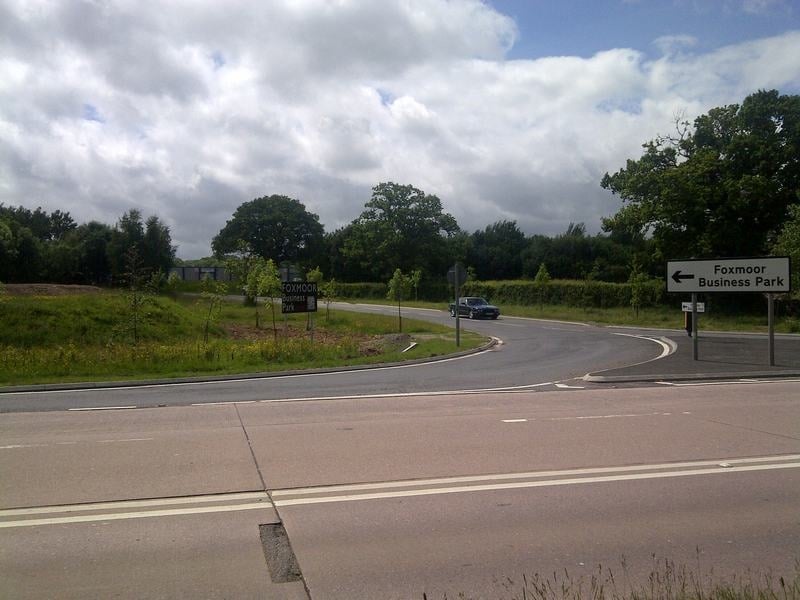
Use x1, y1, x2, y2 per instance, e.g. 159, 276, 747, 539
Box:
667, 257, 791, 293
681, 302, 705, 312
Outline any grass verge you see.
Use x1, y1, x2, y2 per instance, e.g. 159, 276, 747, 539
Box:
426, 556, 800, 600
0, 291, 485, 386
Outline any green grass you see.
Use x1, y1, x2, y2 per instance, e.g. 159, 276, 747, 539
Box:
343, 298, 800, 333
0, 292, 485, 386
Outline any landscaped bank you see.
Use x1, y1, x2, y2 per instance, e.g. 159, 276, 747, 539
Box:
0, 286, 484, 386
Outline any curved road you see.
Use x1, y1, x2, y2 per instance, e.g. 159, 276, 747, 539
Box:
0, 304, 667, 413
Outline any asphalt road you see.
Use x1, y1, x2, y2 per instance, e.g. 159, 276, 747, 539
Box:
0, 305, 665, 412
2, 306, 799, 598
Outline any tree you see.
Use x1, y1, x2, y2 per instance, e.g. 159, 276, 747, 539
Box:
321, 277, 338, 320
108, 209, 145, 278
409, 268, 423, 301
387, 268, 413, 332
199, 276, 227, 344
628, 258, 648, 318
212, 195, 324, 266
342, 182, 460, 281
467, 220, 526, 280
772, 203, 800, 301
602, 90, 800, 261
76, 221, 113, 284
533, 263, 551, 309
142, 215, 176, 278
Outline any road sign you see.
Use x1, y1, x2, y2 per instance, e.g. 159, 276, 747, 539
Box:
681, 302, 705, 313
447, 263, 467, 287
666, 257, 791, 293
281, 282, 318, 313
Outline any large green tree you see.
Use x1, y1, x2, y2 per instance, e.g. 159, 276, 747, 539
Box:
342, 182, 460, 281
108, 209, 175, 281
467, 220, 526, 280
602, 89, 800, 261
212, 195, 324, 266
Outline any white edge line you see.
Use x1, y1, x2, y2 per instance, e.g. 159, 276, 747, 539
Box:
273, 462, 800, 507
271, 454, 800, 497
0, 502, 271, 529
0, 492, 270, 517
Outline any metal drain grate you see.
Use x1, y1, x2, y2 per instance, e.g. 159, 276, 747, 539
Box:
259, 523, 303, 583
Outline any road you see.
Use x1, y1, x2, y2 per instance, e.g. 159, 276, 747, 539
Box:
2, 308, 799, 599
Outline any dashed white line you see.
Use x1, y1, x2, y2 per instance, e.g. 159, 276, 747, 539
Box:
68, 406, 137, 411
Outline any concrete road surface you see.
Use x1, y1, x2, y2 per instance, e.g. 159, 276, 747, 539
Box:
2, 380, 799, 598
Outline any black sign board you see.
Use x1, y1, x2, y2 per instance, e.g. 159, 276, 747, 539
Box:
281, 282, 318, 313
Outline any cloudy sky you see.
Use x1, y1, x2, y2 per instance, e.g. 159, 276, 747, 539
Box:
1, 0, 799, 258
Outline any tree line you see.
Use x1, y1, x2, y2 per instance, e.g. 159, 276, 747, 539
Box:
0, 206, 175, 284
2, 89, 798, 299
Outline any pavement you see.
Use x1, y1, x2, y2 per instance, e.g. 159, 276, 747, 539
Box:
586, 329, 800, 383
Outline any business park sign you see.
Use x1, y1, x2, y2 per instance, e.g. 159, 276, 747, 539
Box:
666, 257, 791, 294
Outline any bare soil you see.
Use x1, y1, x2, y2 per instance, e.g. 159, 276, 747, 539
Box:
223, 323, 411, 355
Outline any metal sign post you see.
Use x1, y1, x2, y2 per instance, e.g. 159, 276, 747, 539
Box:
768, 293, 775, 366
692, 293, 698, 361
447, 263, 467, 347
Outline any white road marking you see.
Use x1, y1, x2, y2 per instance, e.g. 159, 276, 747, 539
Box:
502, 419, 528, 423
272, 454, 800, 497
6, 456, 798, 528
0, 502, 271, 529
1, 438, 153, 450
0, 492, 272, 529
68, 406, 137, 411
187, 379, 558, 406
611, 333, 675, 360
656, 378, 800, 387
272, 454, 800, 507
555, 383, 585, 389
0, 491, 268, 517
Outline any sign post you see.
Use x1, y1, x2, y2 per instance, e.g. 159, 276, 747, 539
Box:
666, 257, 791, 364
447, 263, 467, 347
691, 293, 698, 360
768, 293, 775, 366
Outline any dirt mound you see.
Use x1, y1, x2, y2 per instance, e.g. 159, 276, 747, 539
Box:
3, 284, 104, 296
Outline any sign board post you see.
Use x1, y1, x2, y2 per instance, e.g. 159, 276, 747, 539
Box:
447, 263, 467, 347
666, 257, 791, 364
691, 294, 698, 360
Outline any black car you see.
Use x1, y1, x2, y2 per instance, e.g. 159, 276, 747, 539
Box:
448, 297, 500, 319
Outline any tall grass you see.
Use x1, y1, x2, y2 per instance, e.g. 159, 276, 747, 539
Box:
0, 291, 483, 385
426, 556, 800, 600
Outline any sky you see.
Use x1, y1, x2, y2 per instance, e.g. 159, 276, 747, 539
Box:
1, 1, 799, 259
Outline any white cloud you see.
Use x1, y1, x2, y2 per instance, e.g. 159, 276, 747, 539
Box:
0, 1, 799, 258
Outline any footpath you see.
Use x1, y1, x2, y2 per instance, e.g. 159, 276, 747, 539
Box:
587, 329, 800, 383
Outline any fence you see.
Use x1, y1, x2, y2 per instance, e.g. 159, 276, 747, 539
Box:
169, 266, 233, 282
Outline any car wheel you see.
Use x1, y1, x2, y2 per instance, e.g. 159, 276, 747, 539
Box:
491, 315, 498, 320
449, 308, 456, 317
469, 309, 476, 319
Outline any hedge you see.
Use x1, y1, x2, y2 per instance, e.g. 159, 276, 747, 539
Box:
336, 278, 666, 308
460, 279, 666, 309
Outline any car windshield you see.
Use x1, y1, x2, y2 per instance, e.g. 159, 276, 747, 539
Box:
468, 298, 487, 306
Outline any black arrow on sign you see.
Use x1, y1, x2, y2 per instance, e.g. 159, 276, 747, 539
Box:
671, 270, 695, 284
